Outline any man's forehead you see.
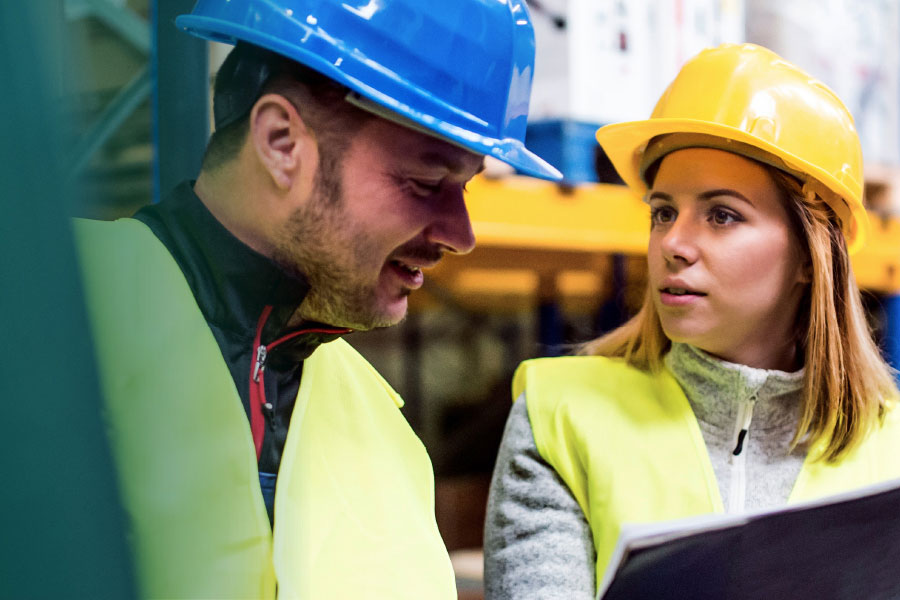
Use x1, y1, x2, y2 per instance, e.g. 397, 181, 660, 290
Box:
347, 92, 484, 173
365, 117, 484, 174
416, 147, 486, 175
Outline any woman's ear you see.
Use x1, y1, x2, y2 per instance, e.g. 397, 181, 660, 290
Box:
249, 93, 311, 190
797, 256, 813, 284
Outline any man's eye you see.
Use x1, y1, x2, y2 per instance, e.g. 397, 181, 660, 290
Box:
409, 179, 442, 196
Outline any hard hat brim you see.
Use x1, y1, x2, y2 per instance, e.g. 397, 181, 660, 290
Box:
351, 88, 563, 181
596, 118, 868, 253
177, 15, 562, 181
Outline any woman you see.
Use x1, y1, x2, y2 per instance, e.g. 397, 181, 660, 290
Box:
483, 43, 900, 599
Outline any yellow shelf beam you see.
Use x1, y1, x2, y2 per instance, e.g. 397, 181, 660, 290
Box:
462, 175, 650, 255
427, 175, 900, 300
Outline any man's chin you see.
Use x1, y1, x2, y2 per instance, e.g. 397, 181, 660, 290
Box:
297, 288, 410, 330
317, 302, 408, 332
369, 296, 409, 330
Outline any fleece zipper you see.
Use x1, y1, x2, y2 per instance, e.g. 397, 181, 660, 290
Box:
727, 391, 758, 514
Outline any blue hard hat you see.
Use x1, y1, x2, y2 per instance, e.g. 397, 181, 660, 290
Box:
176, 0, 561, 181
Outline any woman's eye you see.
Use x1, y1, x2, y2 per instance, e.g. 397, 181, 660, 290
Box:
710, 207, 741, 225
650, 205, 676, 225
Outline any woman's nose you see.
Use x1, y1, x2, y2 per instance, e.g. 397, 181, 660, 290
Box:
660, 216, 699, 265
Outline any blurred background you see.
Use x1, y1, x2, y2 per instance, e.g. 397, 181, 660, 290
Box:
8, 1, 900, 598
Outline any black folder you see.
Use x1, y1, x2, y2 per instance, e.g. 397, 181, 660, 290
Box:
598, 479, 900, 600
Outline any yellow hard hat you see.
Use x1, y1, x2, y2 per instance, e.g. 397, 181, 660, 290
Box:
596, 43, 868, 253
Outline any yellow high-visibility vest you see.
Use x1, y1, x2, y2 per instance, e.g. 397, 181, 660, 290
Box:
515, 355, 900, 587
75, 218, 456, 599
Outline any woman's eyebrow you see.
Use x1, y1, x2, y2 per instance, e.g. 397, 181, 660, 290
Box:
646, 191, 672, 202
698, 188, 754, 206
646, 188, 755, 206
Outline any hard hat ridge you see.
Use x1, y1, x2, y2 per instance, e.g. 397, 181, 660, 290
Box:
176, 0, 562, 181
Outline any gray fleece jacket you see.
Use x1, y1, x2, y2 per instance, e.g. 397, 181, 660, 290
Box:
483, 343, 805, 600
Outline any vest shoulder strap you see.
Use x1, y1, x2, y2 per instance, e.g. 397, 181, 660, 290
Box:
514, 355, 722, 579
792, 402, 900, 500
273, 337, 456, 599
513, 356, 720, 514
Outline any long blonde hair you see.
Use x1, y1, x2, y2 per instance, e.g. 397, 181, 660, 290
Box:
580, 163, 898, 461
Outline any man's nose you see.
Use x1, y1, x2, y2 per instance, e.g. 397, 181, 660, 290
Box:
423, 188, 476, 255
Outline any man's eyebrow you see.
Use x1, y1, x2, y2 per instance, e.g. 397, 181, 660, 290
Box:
419, 150, 486, 175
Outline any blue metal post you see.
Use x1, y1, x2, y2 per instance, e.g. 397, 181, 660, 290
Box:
594, 254, 629, 336
537, 273, 564, 357
151, 0, 209, 202
882, 294, 900, 384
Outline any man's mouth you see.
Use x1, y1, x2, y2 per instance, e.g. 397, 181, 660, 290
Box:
387, 259, 427, 290
391, 260, 422, 276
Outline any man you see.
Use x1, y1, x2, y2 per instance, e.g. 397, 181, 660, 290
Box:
75, 0, 560, 598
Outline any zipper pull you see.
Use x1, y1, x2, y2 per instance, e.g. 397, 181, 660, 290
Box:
262, 401, 275, 431
732, 394, 758, 456
252, 344, 267, 382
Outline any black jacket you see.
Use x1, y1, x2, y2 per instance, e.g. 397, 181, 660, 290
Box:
134, 182, 350, 520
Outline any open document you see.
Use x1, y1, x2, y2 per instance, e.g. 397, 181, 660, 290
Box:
597, 478, 900, 600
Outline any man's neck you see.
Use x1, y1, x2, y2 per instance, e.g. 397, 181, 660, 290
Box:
194, 169, 276, 259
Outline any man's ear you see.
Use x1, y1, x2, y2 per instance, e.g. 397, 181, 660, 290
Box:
249, 93, 312, 190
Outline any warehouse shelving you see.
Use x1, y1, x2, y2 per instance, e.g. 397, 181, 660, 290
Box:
417, 172, 900, 375
425, 173, 900, 302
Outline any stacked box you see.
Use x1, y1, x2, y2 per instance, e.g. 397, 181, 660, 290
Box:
527, 0, 745, 181
746, 0, 900, 165
529, 0, 745, 125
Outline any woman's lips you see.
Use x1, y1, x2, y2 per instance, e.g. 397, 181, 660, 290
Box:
659, 287, 707, 307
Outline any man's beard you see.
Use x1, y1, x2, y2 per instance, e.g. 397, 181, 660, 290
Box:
271, 159, 395, 331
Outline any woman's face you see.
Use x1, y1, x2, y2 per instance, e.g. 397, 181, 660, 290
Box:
647, 148, 808, 370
